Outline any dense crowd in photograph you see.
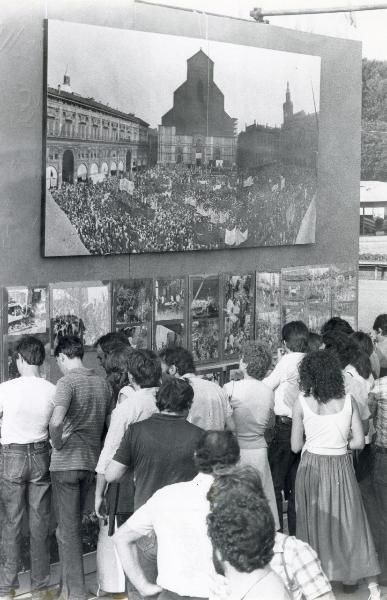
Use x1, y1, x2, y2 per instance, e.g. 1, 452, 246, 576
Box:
50, 162, 316, 255
3, 313, 387, 600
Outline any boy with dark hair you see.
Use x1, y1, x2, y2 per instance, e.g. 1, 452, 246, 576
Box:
373, 314, 387, 378
159, 345, 233, 431
320, 316, 354, 336
49, 336, 112, 600
0, 336, 55, 600
263, 320, 309, 534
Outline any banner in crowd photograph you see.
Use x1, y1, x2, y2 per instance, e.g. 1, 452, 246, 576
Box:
44, 19, 320, 256
223, 274, 253, 358
50, 282, 110, 349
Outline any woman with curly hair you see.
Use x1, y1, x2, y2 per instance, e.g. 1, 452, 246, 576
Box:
292, 350, 381, 599
223, 340, 279, 529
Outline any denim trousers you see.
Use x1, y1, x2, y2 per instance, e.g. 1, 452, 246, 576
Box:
0, 442, 51, 594
268, 420, 299, 534
51, 470, 94, 600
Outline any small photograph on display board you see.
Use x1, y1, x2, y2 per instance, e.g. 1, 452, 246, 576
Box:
191, 276, 219, 319
331, 264, 358, 329
255, 272, 281, 353
226, 364, 244, 382
281, 267, 308, 326
155, 277, 185, 321
197, 367, 224, 386
223, 274, 253, 359
44, 19, 320, 256
191, 319, 220, 363
113, 279, 152, 348
306, 265, 331, 332
6, 286, 48, 336
155, 322, 184, 351
50, 281, 110, 349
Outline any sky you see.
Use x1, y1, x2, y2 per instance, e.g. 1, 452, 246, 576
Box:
48, 19, 320, 131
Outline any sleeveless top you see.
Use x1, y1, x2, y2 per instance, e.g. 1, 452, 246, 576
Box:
299, 393, 352, 455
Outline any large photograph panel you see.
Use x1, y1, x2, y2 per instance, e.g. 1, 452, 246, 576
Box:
44, 20, 320, 256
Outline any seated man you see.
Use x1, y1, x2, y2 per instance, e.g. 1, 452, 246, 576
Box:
112, 430, 240, 600
207, 490, 289, 600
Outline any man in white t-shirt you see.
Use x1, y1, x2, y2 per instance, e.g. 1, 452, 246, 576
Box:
0, 336, 55, 600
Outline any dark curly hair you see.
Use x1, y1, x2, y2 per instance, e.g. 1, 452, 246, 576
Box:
351, 331, 373, 357
299, 350, 345, 404
322, 331, 356, 369
159, 345, 195, 375
240, 340, 272, 380
156, 377, 194, 413
207, 465, 264, 508
207, 491, 275, 572
373, 314, 387, 336
195, 431, 240, 474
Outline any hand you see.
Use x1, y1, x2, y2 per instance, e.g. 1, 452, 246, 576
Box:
95, 494, 107, 519
136, 582, 162, 597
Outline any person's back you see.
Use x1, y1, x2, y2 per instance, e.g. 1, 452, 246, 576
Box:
299, 394, 352, 455
186, 374, 230, 430
50, 366, 112, 471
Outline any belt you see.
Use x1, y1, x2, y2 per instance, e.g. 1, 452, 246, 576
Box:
275, 415, 292, 425
1, 441, 49, 450
374, 445, 387, 454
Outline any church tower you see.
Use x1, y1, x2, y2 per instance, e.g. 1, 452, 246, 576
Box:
283, 81, 293, 124
61, 73, 72, 94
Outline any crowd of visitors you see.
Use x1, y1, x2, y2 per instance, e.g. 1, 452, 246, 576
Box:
50, 163, 316, 255
3, 313, 387, 600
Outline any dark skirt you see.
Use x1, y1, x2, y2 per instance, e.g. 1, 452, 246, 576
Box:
296, 450, 380, 582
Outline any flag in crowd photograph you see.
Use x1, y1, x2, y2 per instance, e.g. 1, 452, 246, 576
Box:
44, 19, 321, 256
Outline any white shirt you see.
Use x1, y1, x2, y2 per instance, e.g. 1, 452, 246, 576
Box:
183, 373, 232, 430
123, 473, 214, 597
95, 386, 158, 474
262, 353, 305, 417
344, 364, 371, 421
0, 376, 55, 444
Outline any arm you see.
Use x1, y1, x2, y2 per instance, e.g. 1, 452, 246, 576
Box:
105, 459, 128, 483
113, 504, 162, 597
95, 473, 108, 518
95, 404, 129, 475
262, 359, 282, 391
49, 406, 68, 450
291, 397, 304, 453
349, 398, 365, 451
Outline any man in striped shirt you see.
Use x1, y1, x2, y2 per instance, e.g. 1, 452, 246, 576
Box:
49, 336, 113, 600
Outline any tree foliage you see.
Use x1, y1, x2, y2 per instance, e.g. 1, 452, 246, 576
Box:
362, 59, 387, 181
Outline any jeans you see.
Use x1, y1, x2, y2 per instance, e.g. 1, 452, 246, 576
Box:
372, 453, 387, 580
51, 470, 95, 600
0, 442, 51, 594
268, 420, 299, 534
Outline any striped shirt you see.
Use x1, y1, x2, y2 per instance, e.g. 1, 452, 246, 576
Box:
50, 367, 112, 472
370, 376, 387, 448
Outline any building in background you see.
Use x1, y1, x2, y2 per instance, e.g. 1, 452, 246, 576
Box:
158, 49, 237, 166
46, 74, 149, 189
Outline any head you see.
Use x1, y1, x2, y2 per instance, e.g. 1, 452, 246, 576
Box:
321, 316, 354, 336
155, 377, 194, 415
239, 340, 272, 380
207, 491, 275, 576
299, 349, 345, 404
94, 331, 130, 370
351, 331, 373, 357
159, 345, 195, 377
322, 330, 356, 369
103, 344, 133, 397
207, 465, 264, 509
307, 332, 323, 353
54, 336, 84, 374
128, 349, 161, 388
282, 320, 309, 353
15, 336, 45, 372
373, 314, 387, 341
194, 430, 240, 475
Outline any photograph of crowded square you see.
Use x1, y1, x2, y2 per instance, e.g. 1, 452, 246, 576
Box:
44, 19, 320, 256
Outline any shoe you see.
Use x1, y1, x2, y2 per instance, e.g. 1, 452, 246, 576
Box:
32, 587, 60, 600
342, 583, 359, 593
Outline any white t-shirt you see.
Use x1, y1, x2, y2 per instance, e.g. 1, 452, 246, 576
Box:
262, 352, 305, 418
0, 376, 56, 444
123, 473, 214, 597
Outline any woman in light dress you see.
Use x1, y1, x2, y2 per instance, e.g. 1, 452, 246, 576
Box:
223, 340, 279, 529
292, 349, 381, 599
